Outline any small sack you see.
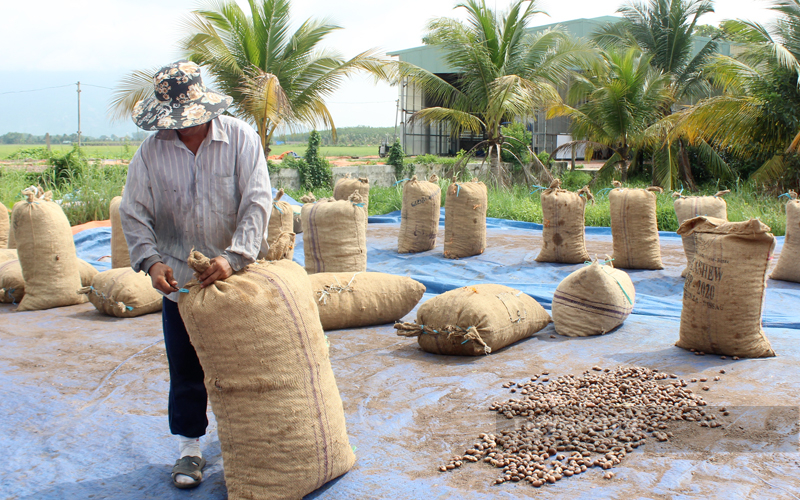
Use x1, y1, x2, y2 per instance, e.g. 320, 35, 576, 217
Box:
334, 174, 370, 208
13, 188, 86, 311
0, 249, 17, 264
609, 184, 664, 270
78, 259, 99, 287
673, 191, 728, 277
178, 252, 356, 499
80, 268, 162, 317
396, 284, 551, 355
310, 272, 426, 330
770, 192, 800, 282
263, 232, 295, 261
0, 204, 9, 248
444, 179, 487, 259
266, 189, 295, 261
552, 258, 635, 337
292, 205, 303, 234
536, 180, 592, 263
110, 192, 131, 269
302, 193, 367, 274
398, 175, 441, 254
0, 259, 24, 304
677, 217, 776, 358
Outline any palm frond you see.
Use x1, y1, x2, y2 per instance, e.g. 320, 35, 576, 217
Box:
409, 107, 485, 137
108, 68, 157, 123
751, 154, 787, 183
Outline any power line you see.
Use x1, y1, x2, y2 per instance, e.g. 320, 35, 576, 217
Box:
0, 82, 113, 96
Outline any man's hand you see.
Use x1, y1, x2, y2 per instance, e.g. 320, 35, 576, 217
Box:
148, 262, 179, 294
197, 256, 234, 288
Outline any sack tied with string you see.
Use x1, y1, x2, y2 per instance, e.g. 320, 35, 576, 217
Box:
310, 272, 425, 331
552, 258, 635, 337
302, 193, 367, 274
333, 174, 370, 208
395, 284, 551, 355
609, 184, 664, 270
0, 259, 24, 304
263, 188, 296, 261
444, 178, 487, 259
398, 175, 441, 254
536, 180, 592, 263
673, 190, 728, 277
80, 268, 163, 318
110, 190, 131, 269
770, 191, 800, 282
178, 252, 355, 499
677, 217, 776, 358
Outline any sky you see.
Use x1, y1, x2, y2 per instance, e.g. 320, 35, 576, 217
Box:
0, 0, 781, 137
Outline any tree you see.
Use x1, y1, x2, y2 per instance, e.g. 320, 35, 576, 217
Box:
298, 130, 331, 189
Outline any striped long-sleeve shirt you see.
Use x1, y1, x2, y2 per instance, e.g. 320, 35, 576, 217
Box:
119, 115, 272, 302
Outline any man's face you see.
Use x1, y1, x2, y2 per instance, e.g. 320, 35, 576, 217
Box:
177, 122, 210, 139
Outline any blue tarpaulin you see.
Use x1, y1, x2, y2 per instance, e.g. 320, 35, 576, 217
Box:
2, 210, 799, 499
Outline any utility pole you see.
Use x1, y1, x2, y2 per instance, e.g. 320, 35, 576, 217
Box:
76, 81, 82, 148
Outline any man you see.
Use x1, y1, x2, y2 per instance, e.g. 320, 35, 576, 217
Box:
119, 60, 272, 489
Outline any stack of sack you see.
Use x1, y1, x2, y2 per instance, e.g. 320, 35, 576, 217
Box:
444, 178, 487, 259
302, 193, 367, 274
536, 179, 592, 263
673, 190, 729, 277
397, 175, 441, 254
609, 182, 664, 270
770, 190, 800, 282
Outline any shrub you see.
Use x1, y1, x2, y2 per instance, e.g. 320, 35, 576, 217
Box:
299, 130, 332, 190
501, 122, 532, 168
560, 171, 592, 191
42, 146, 87, 188
387, 139, 405, 180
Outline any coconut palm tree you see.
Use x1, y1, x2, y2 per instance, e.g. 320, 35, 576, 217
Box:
110, 0, 392, 156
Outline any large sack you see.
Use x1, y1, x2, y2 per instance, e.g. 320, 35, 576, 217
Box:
444, 179, 487, 259
110, 191, 131, 269
0, 249, 17, 263
673, 190, 728, 277
333, 174, 370, 208
310, 272, 425, 330
770, 191, 800, 282
398, 175, 441, 254
178, 252, 355, 499
552, 258, 635, 337
536, 180, 591, 263
78, 259, 99, 286
0, 203, 8, 248
0, 259, 24, 304
80, 268, 162, 317
265, 189, 295, 261
677, 217, 776, 358
302, 193, 367, 274
395, 284, 551, 355
13, 188, 86, 311
609, 184, 664, 270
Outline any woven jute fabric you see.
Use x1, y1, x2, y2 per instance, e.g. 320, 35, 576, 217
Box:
78, 259, 99, 287
6, 201, 22, 249
770, 199, 800, 282
536, 182, 590, 263
263, 231, 295, 261
0, 249, 17, 263
110, 195, 131, 269
310, 272, 426, 330
398, 175, 441, 254
266, 189, 296, 261
674, 194, 727, 277
0, 259, 24, 304
0, 204, 8, 248
609, 188, 663, 270
81, 268, 162, 317
178, 253, 356, 499
333, 175, 370, 208
292, 205, 303, 234
396, 284, 551, 356
14, 188, 86, 311
302, 195, 367, 274
552, 260, 635, 337
444, 179, 487, 259
677, 217, 776, 358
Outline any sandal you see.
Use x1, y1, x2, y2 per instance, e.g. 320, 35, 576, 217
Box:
172, 455, 206, 489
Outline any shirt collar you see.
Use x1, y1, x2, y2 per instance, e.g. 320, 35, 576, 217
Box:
154, 117, 229, 144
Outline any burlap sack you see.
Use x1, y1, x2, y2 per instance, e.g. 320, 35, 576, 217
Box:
0, 249, 17, 263
334, 174, 370, 208
0, 204, 9, 248
178, 252, 355, 499
677, 217, 776, 358
292, 205, 303, 234
396, 284, 551, 355
79, 268, 162, 317
7, 200, 23, 249
536, 180, 592, 263
266, 189, 295, 261
78, 259, 99, 287
674, 190, 728, 277
0, 259, 24, 304
444, 179, 487, 259
302, 193, 367, 274
770, 191, 800, 282
609, 184, 664, 269
110, 192, 131, 269
13, 188, 86, 311
310, 272, 426, 330
552, 258, 635, 337
398, 175, 441, 254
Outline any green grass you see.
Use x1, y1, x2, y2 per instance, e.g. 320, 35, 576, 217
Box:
270, 145, 380, 158
0, 144, 139, 160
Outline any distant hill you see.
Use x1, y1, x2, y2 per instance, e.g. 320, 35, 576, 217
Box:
276, 126, 396, 147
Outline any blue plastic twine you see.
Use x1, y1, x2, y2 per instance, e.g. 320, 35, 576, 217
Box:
529, 185, 546, 195
179, 288, 190, 294
394, 178, 411, 186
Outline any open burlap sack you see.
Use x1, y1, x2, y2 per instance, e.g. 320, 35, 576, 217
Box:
264, 189, 295, 261
444, 178, 487, 259
770, 191, 800, 282
0, 203, 8, 248
302, 193, 367, 274
536, 179, 592, 263
396, 284, 551, 355
178, 252, 355, 499
13, 188, 86, 311
78, 259, 99, 287
310, 272, 425, 330
6, 200, 23, 249
79, 268, 162, 317
0, 259, 24, 304
110, 190, 131, 269
398, 175, 441, 254
677, 217, 776, 358
609, 184, 664, 270
333, 174, 370, 208
0, 249, 17, 263
552, 258, 635, 337
673, 190, 728, 277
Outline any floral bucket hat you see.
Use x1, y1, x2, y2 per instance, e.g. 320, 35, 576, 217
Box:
132, 60, 233, 131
